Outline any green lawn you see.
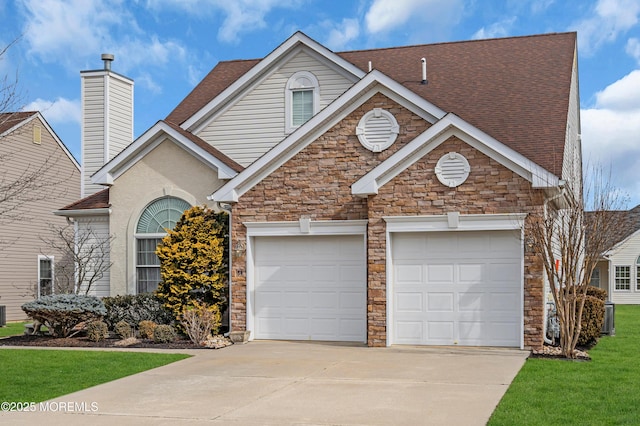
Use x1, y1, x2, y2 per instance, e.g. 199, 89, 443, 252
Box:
0, 322, 28, 338
489, 305, 639, 425
0, 349, 190, 402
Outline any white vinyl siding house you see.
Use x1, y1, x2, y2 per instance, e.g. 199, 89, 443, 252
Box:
197, 49, 355, 166
605, 229, 640, 304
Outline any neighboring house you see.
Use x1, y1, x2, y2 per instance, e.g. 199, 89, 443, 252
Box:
58, 32, 581, 350
587, 205, 640, 304
0, 111, 81, 321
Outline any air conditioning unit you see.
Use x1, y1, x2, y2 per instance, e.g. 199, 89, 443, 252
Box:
0, 305, 5, 327
602, 301, 615, 336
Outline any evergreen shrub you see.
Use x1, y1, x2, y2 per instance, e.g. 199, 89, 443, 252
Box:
21, 294, 107, 337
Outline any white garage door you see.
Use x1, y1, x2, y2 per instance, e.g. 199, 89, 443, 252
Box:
253, 235, 366, 342
392, 230, 522, 347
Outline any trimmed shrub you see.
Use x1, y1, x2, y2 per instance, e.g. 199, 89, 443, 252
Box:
155, 206, 228, 329
578, 295, 605, 346
138, 320, 157, 339
86, 320, 109, 342
153, 324, 177, 343
587, 286, 608, 301
181, 302, 221, 345
102, 294, 173, 329
21, 294, 107, 337
114, 320, 134, 339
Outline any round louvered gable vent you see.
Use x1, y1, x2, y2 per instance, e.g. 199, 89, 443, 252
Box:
435, 152, 471, 187
356, 108, 399, 152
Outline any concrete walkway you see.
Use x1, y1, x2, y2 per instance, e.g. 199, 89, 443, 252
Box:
1, 341, 528, 425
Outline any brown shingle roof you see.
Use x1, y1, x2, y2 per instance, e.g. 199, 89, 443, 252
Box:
59, 188, 110, 211
166, 32, 576, 176
0, 111, 37, 134
162, 120, 244, 173
586, 205, 640, 251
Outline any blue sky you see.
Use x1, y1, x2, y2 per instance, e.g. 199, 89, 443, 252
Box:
1, 0, 639, 206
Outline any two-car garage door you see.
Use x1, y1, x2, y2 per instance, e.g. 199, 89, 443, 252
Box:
391, 230, 522, 347
251, 230, 522, 347
253, 235, 367, 342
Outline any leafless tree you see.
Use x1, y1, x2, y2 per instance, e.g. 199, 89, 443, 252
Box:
527, 165, 627, 358
39, 222, 113, 296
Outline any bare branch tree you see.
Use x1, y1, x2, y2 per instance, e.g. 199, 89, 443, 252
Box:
39, 222, 113, 296
527, 164, 628, 358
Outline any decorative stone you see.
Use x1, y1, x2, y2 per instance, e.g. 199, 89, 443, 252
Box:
229, 330, 251, 344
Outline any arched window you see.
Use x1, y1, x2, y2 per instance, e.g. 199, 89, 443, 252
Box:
135, 197, 191, 293
285, 71, 319, 133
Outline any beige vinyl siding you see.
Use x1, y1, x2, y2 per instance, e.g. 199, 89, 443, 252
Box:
609, 233, 640, 304
198, 49, 355, 166
81, 71, 133, 196
561, 50, 581, 196
76, 216, 110, 297
107, 77, 133, 160
82, 74, 106, 196
0, 116, 81, 320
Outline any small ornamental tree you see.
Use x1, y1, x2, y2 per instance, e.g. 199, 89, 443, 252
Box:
154, 206, 228, 331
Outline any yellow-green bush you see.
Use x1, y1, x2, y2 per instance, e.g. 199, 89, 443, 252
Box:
86, 320, 109, 342
155, 206, 228, 328
153, 324, 176, 343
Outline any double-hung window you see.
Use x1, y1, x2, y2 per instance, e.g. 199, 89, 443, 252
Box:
285, 71, 319, 133
135, 197, 191, 294
38, 256, 54, 297
615, 265, 631, 290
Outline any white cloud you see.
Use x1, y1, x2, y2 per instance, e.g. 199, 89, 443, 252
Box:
626, 37, 640, 63
323, 18, 360, 51
581, 69, 640, 205
472, 17, 517, 40
365, 0, 463, 36
530, 0, 555, 14
19, 0, 189, 75
570, 0, 640, 55
22, 97, 81, 125
148, 0, 304, 44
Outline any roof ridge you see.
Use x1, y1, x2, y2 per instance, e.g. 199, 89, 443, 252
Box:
337, 31, 576, 55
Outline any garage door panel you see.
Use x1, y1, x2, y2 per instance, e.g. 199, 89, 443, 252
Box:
254, 235, 366, 342
393, 230, 522, 347
458, 292, 485, 311
426, 292, 454, 311
396, 292, 423, 312
427, 264, 454, 282
428, 321, 455, 342
458, 264, 484, 282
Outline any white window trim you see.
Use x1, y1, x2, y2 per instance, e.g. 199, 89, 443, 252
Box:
37, 255, 54, 298
383, 213, 526, 349
285, 71, 320, 134
614, 265, 631, 291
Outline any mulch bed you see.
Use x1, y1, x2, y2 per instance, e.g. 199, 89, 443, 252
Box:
0, 334, 212, 350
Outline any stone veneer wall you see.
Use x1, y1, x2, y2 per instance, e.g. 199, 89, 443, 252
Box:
368, 137, 544, 348
229, 92, 545, 349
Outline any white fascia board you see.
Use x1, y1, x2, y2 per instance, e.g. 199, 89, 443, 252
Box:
80, 69, 133, 85
244, 220, 368, 236
91, 121, 237, 185
352, 113, 559, 197
211, 70, 450, 203
182, 32, 366, 132
54, 208, 111, 217
384, 213, 527, 232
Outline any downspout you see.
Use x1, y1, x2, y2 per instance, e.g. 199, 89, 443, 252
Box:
541, 182, 567, 345
216, 202, 233, 336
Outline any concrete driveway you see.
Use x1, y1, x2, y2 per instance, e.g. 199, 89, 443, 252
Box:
1, 341, 527, 425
